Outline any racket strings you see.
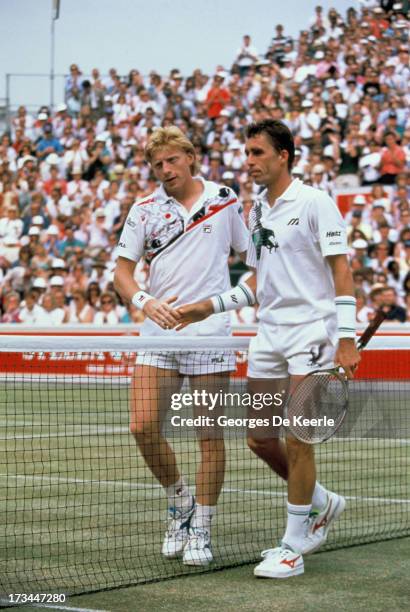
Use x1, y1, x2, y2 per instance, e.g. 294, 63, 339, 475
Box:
287, 373, 348, 443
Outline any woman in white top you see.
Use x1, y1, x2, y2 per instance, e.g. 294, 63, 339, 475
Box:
93, 291, 119, 324
67, 289, 95, 323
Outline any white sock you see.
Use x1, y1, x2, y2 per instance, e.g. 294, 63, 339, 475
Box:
282, 502, 311, 552
191, 504, 215, 530
165, 477, 193, 511
312, 481, 329, 511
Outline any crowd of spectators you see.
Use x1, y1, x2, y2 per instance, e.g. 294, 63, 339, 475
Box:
0, 1, 409, 325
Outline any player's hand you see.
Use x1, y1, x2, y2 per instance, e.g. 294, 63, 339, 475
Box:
174, 300, 214, 331
143, 296, 180, 330
335, 338, 361, 380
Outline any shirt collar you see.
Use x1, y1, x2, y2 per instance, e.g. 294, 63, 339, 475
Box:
257, 178, 303, 207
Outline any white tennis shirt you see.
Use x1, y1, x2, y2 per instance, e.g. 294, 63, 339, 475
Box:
247, 178, 348, 326
118, 178, 249, 334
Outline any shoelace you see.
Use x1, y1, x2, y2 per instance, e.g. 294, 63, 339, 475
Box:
165, 506, 192, 536
188, 528, 209, 549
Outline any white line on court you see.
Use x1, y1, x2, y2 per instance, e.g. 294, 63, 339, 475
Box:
1, 472, 409, 505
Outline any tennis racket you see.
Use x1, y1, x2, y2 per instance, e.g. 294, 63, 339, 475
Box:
284, 309, 387, 444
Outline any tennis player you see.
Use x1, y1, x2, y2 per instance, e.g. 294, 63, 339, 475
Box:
175, 119, 361, 578
113, 126, 249, 566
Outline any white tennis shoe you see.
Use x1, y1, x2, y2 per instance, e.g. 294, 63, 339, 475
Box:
303, 491, 346, 554
161, 497, 195, 558
254, 546, 304, 579
183, 526, 213, 566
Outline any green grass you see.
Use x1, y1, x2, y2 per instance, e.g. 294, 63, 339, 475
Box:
0, 383, 409, 598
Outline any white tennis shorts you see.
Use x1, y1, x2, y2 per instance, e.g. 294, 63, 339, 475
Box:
248, 317, 337, 379
135, 317, 236, 376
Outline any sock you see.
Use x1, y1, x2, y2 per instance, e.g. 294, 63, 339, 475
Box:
190, 504, 215, 530
311, 481, 329, 511
282, 502, 311, 552
165, 477, 193, 511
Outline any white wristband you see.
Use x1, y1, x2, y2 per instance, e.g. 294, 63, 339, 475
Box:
132, 291, 154, 310
335, 295, 356, 339
211, 283, 256, 313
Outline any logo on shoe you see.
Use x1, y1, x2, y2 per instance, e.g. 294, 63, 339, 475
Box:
313, 500, 332, 533
280, 555, 301, 568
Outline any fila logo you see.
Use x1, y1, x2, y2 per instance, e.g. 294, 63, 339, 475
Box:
203, 225, 212, 233
287, 218, 299, 225
326, 231, 341, 237
118, 241, 126, 248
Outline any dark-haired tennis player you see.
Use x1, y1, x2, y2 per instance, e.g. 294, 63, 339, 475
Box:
175, 119, 360, 578
114, 126, 248, 566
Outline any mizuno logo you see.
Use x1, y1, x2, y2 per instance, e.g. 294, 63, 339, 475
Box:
280, 555, 301, 568
326, 231, 341, 237
287, 218, 299, 225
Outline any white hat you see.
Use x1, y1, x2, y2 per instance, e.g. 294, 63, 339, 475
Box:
46, 153, 60, 165
312, 164, 325, 174
33, 277, 47, 289
222, 171, 235, 180
314, 51, 325, 60
220, 109, 230, 117
372, 200, 387, 209
353, 195, 367, 205
352, 239, 368, 250
292, 166, 304, 176
51, 257, 66, 269
50, 275, 64, 286
325, 79, 337, 88
301, 100, 313, 108
32, 215, 44, 225
95, 208, 106, 217
28, 226, 40, 236
95, 134, 107, 142
38, 112, 48, 120
216, 70, 228, 79
56, 103, 67, 112
47, 225, 59, 235
114, 163, 125, 174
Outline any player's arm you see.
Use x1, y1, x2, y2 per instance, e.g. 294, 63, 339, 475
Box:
113, 256, 180, 330
327, 254, 361, 378
175, 271, 257, 331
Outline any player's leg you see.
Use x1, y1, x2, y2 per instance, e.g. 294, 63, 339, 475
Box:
130, 363, 195, 558
181, 363, 231, 566
251, 321, 344, 578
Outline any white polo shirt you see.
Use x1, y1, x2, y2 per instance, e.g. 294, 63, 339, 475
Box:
247, 179, 348, 326
118, 177, 249, 334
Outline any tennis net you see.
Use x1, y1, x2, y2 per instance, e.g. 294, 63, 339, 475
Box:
0, 335, 409, 598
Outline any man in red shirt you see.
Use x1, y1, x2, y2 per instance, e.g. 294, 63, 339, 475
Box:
206, 72, 231, 120
379, 132, 406, 185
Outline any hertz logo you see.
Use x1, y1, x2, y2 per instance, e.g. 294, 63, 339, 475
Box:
326, 231, 341, 237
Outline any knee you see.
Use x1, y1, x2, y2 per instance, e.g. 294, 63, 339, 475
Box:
247, 436, 276, 456
130, 420, 161, 442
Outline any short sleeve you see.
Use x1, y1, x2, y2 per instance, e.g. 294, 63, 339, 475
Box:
230, 199, 249, 253
116, 204, 145, 262
309, 193, 348, 257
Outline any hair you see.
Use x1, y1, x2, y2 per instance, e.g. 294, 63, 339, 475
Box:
246, 119, 295, 171
144, 126, 199, 175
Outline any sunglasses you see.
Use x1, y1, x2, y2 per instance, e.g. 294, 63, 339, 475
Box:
101, 299, 113, 305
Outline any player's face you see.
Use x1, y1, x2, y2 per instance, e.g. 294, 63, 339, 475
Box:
245, 133, 288, 187
151, 146, 194, 195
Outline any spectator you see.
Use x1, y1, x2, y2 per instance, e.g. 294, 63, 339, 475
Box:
379, 287, 407, 322
66, 289, 95, 323
93, 291, 119, 324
